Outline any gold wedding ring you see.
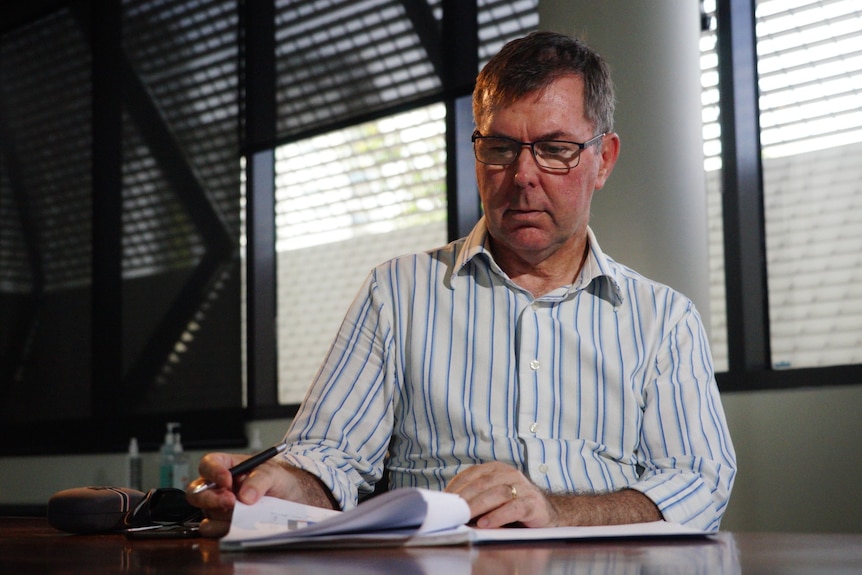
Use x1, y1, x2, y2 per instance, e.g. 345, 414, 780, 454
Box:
509, 484, 518, 500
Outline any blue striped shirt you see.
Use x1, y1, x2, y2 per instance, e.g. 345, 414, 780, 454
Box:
283, 218, 737, 531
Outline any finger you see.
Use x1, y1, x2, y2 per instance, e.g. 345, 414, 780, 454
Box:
197, 517, 231, 538
472, 485, 526, 528
446, 462, 522, 505
199, 452, 249, 487
232, 458, 302, 506
186, 452, 248, 512
465, 483, 523, 525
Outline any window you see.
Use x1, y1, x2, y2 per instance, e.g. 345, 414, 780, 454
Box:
0, 0, 246, 454
267, 0, 538, 406
275, 105, 448, 404
702, 0, 862, 377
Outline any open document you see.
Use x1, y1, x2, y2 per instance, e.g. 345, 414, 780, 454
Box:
220, 487, 710, 550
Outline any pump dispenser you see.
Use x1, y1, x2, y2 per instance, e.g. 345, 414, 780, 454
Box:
159, 422, 179, 488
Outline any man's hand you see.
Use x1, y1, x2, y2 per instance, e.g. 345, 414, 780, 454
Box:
445, 461, 663, 529
186, 452, 337, 537
444, 461, 560, 528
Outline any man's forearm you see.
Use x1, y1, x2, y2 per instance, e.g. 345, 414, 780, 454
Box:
547, 488, 662, 526
280, 463, 340, 510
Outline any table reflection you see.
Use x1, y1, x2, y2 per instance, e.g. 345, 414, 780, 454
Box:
228, 535, 740, 575
0, 519, 755, 575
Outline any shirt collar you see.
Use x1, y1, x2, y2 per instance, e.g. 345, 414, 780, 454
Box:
453, 217, 624, 305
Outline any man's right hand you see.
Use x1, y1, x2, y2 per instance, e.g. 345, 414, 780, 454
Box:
186, 452, 338, 538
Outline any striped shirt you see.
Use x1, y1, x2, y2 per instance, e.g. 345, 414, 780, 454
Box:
283, 218, 737, 531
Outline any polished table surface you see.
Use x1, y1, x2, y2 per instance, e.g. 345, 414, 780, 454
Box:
1, 517, 861, 574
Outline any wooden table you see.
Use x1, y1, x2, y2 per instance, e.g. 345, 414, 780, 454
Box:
1, 517, 860, 574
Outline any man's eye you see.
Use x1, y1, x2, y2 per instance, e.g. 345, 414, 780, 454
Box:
537, 142, 576, 157
488, 142, 516, 156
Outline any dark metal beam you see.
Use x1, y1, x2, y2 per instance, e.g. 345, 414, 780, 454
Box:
716, 0, 770, 376
443, 0, 480, 241
242, 0, 278, 413
89, 0, 124, 410
401, 0, 444, 81
446, 95, 480, 240
440, 0, 477, 95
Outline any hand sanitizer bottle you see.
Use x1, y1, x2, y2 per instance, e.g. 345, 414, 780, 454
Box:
127, 437, 142, 491
171, 432, 190, 490
159, 422, 178, 488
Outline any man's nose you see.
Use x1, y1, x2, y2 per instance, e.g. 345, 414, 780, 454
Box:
513, 145, 540, 183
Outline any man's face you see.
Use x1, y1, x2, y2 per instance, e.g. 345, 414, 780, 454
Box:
475, 75, 619, 267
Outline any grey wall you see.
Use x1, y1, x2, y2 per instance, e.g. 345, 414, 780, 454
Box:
542, 0, 711, 321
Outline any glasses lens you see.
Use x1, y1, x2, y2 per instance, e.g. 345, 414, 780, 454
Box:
474, 137, 519, 165
533, 141, 582, 169
124, 488, 202, 528
148, 489, 201, 523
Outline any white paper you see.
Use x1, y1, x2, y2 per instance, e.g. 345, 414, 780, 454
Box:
468, 520, 708, 543
221, 487, 708, 551
222, 488, 471, 549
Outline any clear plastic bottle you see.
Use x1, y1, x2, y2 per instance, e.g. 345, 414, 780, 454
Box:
159, 422, 179, 488
248, 427, 263, 452
126, 437, 142, 491
171, 432, 190, 490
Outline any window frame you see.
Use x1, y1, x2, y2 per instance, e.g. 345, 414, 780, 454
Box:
713, 0, 862, 391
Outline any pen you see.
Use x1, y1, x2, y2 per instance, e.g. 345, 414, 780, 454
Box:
191, 441, 289, 495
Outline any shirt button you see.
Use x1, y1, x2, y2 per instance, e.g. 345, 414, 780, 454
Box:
538, 464, 549, 474
530, 359, 540, 370
529, 422, 538, 433
531, 302, 540, 311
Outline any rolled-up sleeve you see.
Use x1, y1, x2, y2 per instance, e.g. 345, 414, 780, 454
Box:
281, 270, 396, 511
631, 305, 737, 531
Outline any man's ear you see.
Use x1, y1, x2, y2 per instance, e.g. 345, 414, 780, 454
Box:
594, 132, 620, 190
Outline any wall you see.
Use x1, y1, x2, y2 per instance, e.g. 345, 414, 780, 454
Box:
3, 395, 862, 533
0, 420, 290, 508
720, 385, 862, 533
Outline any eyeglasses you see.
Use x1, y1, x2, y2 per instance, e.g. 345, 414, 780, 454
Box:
472, 130, 605, 171
123, 488, 203, 530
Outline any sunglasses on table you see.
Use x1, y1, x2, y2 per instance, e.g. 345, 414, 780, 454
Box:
123, 488, 204, 537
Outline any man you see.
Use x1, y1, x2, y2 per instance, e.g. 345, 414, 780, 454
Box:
189, 31, 736, 536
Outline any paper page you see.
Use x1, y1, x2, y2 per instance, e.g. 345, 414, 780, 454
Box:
468, 520, 708, 543
222, 488, 470, 549
223, 497, 341, 543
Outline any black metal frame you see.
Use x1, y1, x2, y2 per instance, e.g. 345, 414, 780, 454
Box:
0, 0, 246, 454
714, 0, 861, 391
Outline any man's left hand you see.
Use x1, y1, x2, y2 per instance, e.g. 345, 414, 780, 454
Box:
444, 461, 559, 528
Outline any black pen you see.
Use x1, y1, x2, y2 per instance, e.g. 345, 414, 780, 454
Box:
191, 441, 288, 494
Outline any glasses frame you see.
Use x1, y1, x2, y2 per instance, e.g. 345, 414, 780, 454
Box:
471, 129, 606, 172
